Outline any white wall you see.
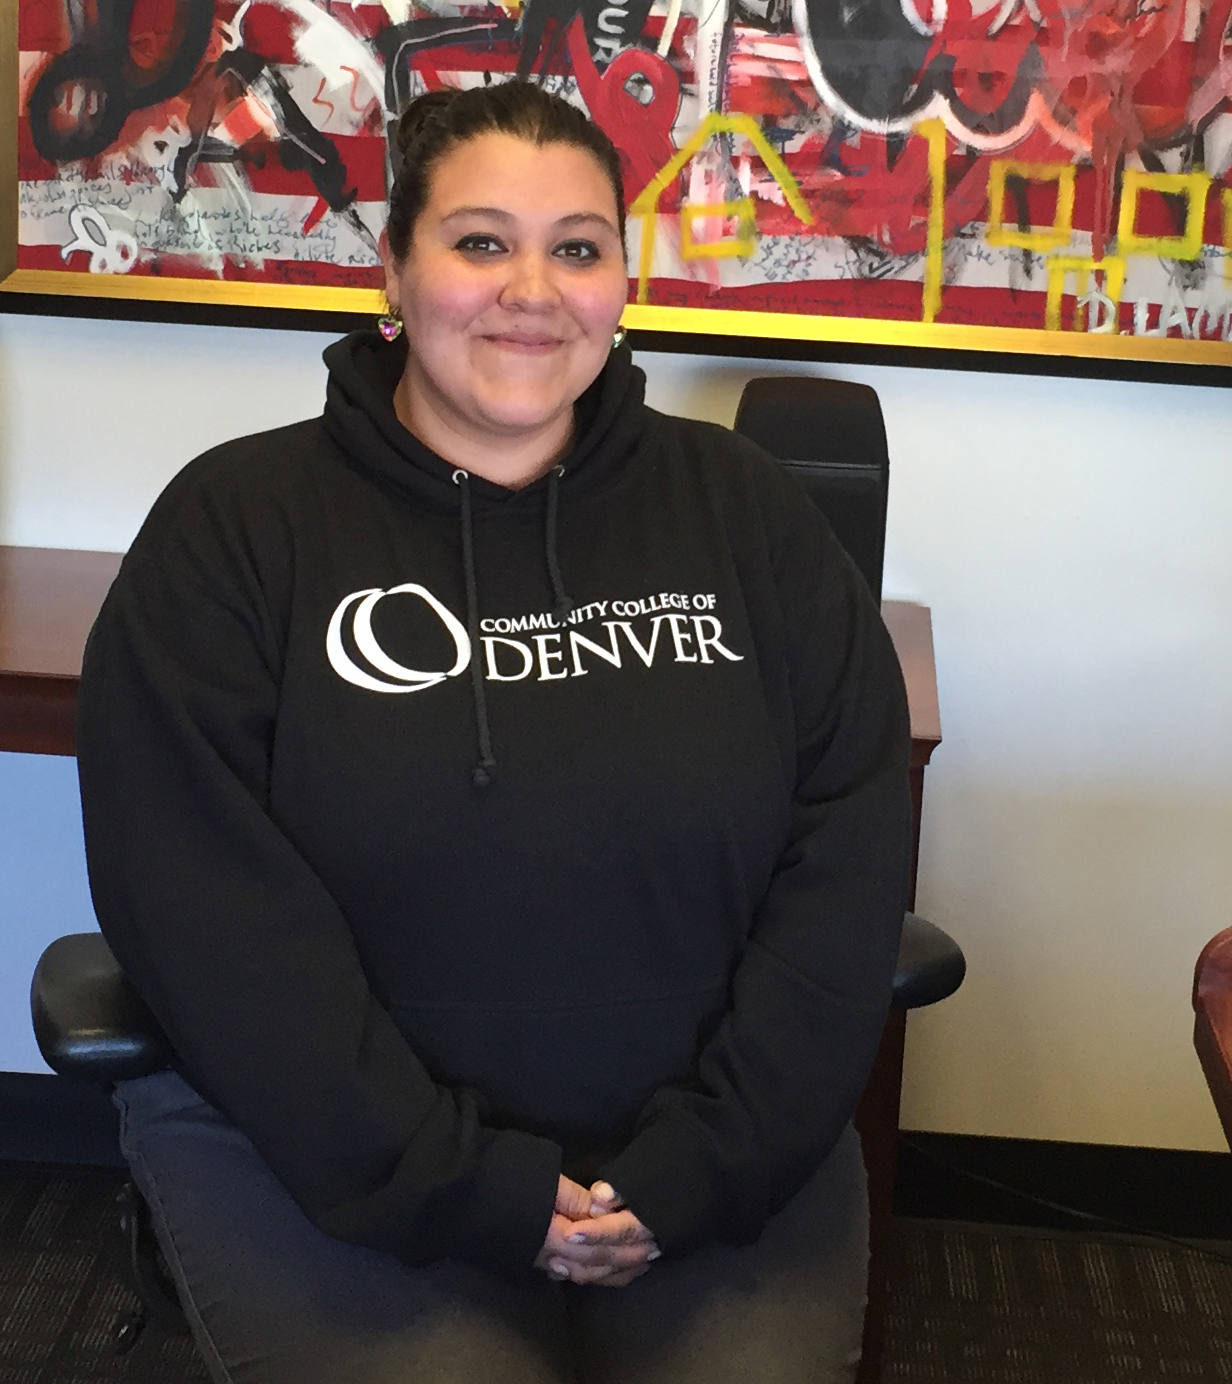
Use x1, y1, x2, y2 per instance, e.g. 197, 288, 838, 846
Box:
2, 311, 1230, 1151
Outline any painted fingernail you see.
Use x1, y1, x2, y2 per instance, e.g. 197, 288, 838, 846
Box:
567, 1233, 590, 1244
647, 1248, 662, 1261
591, 1182, 616, 1202
548, 1260, 571, 1279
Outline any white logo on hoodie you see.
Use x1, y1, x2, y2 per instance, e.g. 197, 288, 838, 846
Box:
326, 585, 471, 694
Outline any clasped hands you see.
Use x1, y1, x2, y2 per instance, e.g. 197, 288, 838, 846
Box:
534, 1175, 660, 1287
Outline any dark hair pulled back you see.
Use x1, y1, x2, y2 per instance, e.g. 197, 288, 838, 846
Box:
386, 81, 626, 261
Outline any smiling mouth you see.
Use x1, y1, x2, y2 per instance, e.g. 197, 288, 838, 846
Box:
482, 333, 567, 353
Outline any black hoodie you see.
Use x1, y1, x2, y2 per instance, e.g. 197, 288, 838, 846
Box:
77, 331, 911, 1280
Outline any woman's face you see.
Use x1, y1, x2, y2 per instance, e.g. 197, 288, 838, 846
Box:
381, 132, 628, 459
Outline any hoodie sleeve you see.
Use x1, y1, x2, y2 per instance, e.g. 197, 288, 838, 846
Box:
595, 469, 912, 1255
77, 511, 561, 1280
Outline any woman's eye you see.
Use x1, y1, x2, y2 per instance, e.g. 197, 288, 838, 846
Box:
455, 235, 505, 255
554, 239, 600, 262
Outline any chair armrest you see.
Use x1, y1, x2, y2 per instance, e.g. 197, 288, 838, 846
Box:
31, 933, 172, 1085
29, 915, 963, 1087
1194, 925, 1232, 1150
892, 912, 965, 1009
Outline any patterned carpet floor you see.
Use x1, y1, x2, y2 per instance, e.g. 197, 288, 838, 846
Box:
4, 1160, 1232, 1382
885, 1219, 1232, 1382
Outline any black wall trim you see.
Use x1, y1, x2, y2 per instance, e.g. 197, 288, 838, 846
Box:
0, 1072, 123, 1167
897, 1129, 1232, 1241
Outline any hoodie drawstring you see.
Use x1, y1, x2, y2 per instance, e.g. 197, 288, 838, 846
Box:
545, 465, 574, 628
453, 464, 576, 789
453, 470, 496, 789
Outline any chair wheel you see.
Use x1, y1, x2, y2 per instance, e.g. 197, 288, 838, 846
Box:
114, 1306, 148, 1354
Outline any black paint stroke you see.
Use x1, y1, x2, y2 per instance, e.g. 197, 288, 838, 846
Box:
374, 18, 518, 117
215, 47, 377, 252
28, 0, 215, 161
799, 0, 1037, 135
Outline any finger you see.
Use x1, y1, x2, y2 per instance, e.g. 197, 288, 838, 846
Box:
588, 1180, 624, 1215
569, 1210, 654, 1246
545, 1211, 657, 1267
535, 1220, 582, 1275
550, 1240, 660, 1272
543, 1213, 588, 1254
554, 1176, 592, 1220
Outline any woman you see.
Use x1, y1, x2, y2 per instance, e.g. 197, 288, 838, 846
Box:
77, 81, 911, 1383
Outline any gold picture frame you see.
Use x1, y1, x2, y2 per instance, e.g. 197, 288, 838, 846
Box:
3, 0, 1231, 371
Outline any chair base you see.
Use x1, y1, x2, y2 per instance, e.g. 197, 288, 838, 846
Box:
853, 1008, 907, 1384
116, 1180, 189, 1348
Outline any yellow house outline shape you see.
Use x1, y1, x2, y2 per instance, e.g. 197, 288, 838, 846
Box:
679, 199, 758, 260
629, 112, 813, 305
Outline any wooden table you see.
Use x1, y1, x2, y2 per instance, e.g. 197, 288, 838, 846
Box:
882, 599, 941, 908
0, 548, 123, 756
1194, 927, 1232, 1151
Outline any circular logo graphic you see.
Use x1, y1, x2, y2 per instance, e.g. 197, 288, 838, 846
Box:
325, 584, 471, 694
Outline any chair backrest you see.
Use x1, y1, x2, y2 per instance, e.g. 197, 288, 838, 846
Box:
733, 377, 889, 602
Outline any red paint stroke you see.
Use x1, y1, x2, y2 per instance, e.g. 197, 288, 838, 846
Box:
240, 5, 302, 65
1034, 0, 1185, 254
566, 16, 680, 206
215, 92, 277, 146
919, 0, 1038, 119
392, 41, 519, 94
408, 56, 446, 92
331, 2, 393, 42
19, 0, 71, 50
303, 195, 329, 233
339, 64, 370, 113
126, 0, 184, 54
311, 75, 337, 123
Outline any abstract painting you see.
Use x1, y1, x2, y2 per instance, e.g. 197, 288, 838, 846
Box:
3, 0, 1231, 363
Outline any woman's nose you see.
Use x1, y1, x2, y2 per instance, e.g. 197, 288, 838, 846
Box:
499, 253, 560, 311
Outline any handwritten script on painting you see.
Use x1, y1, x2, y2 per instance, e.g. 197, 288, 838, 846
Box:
14, 0, 1232, 342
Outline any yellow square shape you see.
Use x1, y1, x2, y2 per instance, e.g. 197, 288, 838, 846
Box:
986, 161, 1076, 251
1045, 256, 1126, 333
1116, 169, 1211, 261
680, 199, 757, 260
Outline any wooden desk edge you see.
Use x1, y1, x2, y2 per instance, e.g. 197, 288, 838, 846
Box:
881, 600, 941, 764
1, 551, 943, 762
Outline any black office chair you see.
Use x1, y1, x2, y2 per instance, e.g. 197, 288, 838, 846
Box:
31, 375, 964, 1376
735, 375, 964, 1384
735, 375, 889, 603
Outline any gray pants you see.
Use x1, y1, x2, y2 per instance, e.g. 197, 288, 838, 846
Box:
115, 1070, 868, 1384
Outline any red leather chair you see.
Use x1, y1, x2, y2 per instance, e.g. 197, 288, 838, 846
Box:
1193, 926, 1232, 1149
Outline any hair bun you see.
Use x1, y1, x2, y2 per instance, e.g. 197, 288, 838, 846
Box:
395, 89, 462, 160
383, 80, 626, 263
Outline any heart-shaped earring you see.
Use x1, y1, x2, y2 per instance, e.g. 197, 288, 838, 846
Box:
612, 327, 628, 349
378, 310, 403, 343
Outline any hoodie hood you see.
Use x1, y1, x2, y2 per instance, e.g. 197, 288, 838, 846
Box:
320, 327, 651, 787
320, 328, 650, 514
